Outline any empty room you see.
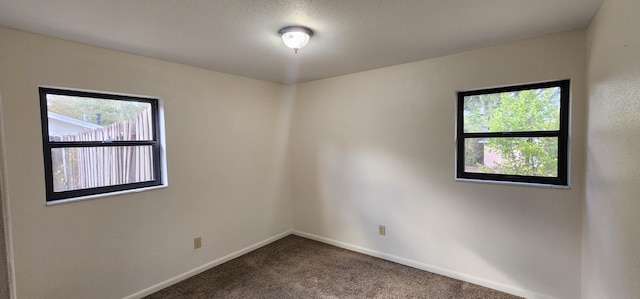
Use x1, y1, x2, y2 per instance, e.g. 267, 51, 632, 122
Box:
0, 0, 638, 298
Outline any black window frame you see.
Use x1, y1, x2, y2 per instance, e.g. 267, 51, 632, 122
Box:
456, 80, 570, 186
39, 87, 163, 202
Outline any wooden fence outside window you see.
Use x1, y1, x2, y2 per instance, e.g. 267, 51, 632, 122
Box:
51, 108, 154, 192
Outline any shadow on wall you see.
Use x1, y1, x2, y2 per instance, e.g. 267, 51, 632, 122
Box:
311, 141, 574, 297
0, 178, 10, 298
262, 85, 296, 228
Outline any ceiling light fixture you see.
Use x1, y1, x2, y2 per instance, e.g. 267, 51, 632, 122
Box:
279, 26, 313, 54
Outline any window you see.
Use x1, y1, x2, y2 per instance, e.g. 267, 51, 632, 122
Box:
456, 80, 570, 186
39, 87, 164, 202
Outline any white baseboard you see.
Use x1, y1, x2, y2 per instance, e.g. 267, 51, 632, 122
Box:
125, 229, 557, 299
124, 230, 293, 299
292, 230, 557, 299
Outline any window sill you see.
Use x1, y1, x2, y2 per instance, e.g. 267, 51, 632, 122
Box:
45, 184, 168, 206
455, 178, 570, 189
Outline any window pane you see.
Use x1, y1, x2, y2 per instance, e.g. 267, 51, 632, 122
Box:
46, 94, 153, 141
463, 87, 561, 133
51, 146, 155, 192
463, 137, 558, 177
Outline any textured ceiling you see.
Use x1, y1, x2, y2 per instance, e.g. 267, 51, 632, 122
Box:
0, 0, 603, 84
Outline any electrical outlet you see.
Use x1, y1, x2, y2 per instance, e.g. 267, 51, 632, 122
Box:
194, 237, 202, 249
379, 225, 386, 236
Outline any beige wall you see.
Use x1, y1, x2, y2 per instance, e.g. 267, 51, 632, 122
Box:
584, 0, 640, 298
0, 28, 292, 298
290, 30, 587, 299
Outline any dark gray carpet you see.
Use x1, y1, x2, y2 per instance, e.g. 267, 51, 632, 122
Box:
145, 235, 522, 298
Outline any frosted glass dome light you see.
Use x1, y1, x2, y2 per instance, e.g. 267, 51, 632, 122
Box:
279, 26, 313, 54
